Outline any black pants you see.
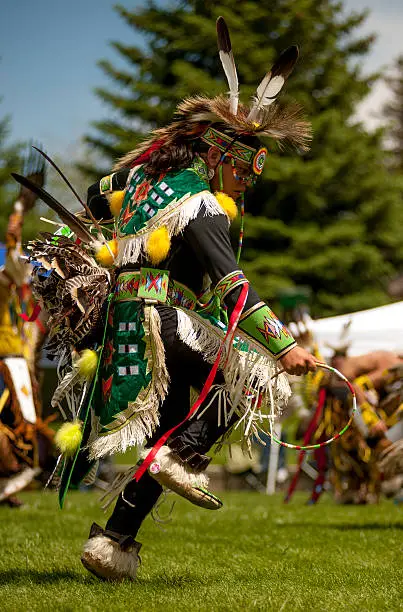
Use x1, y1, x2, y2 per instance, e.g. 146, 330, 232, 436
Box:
105, 307, 233, 538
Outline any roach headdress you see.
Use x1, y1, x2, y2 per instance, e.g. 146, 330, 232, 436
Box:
115, 17, 311, 172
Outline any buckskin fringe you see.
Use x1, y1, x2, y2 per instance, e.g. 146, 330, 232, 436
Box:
117, 191, 225, 266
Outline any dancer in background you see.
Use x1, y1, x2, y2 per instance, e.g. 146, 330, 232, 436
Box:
0, 147, 53, 507
286, 320, 402, 504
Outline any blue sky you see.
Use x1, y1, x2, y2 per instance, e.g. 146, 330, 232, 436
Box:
1, 0, 139, 153
2, 0, 403, 156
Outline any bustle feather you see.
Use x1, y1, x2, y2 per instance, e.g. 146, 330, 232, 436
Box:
11, 173, 95, 244
29, 233, 111, 360
32, 147, 105, 238
216, 17, 239, 116
17, 142, 46, 209
247, 45, 299, 123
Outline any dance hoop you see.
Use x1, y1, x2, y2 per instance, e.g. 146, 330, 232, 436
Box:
267, 362, 356, 451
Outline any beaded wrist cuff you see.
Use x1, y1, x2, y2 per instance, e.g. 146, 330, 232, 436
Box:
238, 302, 296, 358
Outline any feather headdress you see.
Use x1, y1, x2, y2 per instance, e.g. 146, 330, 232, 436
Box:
115, 17, 310, 171
216, 16, 239, 116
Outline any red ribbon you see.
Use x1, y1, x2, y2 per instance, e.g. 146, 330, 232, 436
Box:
133, 282, 249, 482
285, 387, 327, 502
18, 303, 42, 323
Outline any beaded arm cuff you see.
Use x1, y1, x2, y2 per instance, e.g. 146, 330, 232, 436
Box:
214, 270, 248, 302
238, 302, 296, 359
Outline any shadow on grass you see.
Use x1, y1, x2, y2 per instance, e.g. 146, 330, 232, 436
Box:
276, 522, 403, 530
0, 569, 83, 586
0, 568, 211, 589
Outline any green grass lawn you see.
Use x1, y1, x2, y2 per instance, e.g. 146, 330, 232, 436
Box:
0, 490, 401, 611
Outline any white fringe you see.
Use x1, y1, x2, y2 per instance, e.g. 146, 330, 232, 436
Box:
148, 303, 170, 399
51, 350, 91, 422
89, 410, 157, 460
176, 308, 224, 363
88, 299, 291, 459
176, 308, 291, 446
117, 191, 225, 266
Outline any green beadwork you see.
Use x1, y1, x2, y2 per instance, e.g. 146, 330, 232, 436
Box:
137, 268, 169, 302
214, 270, 247, 302
201, 126, 256, 164
190, 156, 211, 184
93, 301, 152, 432
238, 304, 295, 357
118, 166, 209, 238
99, 174, 113, 193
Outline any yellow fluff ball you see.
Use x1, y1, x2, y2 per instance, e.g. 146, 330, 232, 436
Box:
214, 192, 238, 221
146, 226, 171, 264
77, 349, 98, 380
55, 420, 83, 456
107, 190, 125, 217
95, 239, 118, 266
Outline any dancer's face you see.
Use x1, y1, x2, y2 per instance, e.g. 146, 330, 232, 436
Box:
206, 147, 250, 201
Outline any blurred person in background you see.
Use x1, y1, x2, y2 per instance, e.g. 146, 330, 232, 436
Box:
0, 148, 54, 507
286, 319, 403, 504
331, 350, 403, 501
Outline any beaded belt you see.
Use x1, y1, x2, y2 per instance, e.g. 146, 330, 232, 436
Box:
114, 269, 197, 311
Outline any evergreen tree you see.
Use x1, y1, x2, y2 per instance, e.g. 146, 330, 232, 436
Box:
383, 55, 403, 172
85, 0, 403, 316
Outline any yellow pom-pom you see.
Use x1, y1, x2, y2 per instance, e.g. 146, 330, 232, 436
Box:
76, 349, 98, 380
146, 226, 171, 265
55, 420, 83, 456
214, 192, 238, 221
95, 239, 118, 266
107, 190, 125, 217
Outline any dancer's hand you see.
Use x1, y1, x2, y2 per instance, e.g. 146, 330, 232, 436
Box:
280, 346, 317, 376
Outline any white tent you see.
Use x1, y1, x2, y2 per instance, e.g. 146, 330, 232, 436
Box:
312, 301, 403, 358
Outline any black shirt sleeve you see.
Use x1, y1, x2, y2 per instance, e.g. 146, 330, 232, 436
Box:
183, 208, 261, 318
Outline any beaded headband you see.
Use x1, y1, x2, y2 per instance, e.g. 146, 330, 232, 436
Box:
201, 126, 268, 175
